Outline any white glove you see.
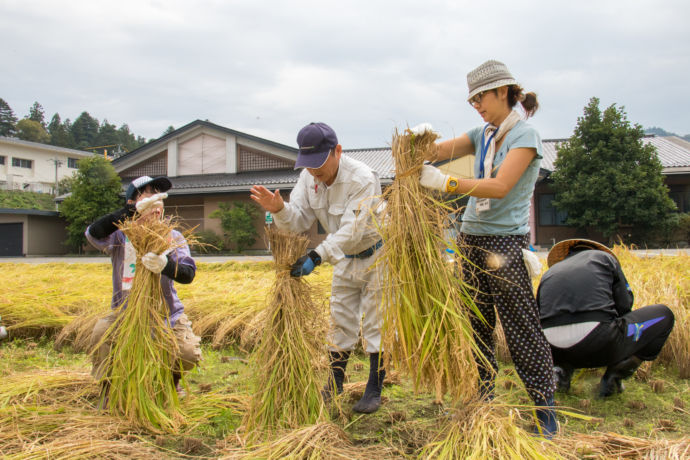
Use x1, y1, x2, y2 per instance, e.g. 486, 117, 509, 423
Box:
420, 165, 450, 192
136, 192, 168, 215
410, 122, 440, 136
141, 252, 168, 274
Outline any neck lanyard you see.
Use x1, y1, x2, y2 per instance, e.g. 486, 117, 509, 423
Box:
479, 124, 498, 179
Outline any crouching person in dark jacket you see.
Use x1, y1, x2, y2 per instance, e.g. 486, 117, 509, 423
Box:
537, 239, 674, 397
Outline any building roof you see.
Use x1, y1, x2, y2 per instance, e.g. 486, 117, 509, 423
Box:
0, 136, 94, 157
0, 208, 59, 216
112, 119, 297, 166
540, 135, 690, 172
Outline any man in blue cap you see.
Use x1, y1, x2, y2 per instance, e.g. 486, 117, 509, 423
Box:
251, 122, 386, 413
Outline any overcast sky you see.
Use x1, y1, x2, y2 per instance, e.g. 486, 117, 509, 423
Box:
2, 0, 688, 149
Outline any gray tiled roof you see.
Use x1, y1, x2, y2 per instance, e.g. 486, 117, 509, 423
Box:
0, 136, 94, 156
126, 149, 395, 194
123, 135, 689, 195
541, 135, 690, 172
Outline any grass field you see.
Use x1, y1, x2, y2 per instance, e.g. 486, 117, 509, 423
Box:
0, 250, 688, 458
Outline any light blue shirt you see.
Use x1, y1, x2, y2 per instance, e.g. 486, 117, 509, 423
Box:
460, 120, 542, 236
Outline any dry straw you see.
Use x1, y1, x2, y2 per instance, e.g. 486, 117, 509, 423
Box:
242, 226, 328, 441
223, 422, 396, 459
419, 400, 574, 459
95, 215, 188, 433
378, 127, 482, 402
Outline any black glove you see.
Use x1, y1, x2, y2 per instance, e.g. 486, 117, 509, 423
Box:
290, 250, 322, 277
87, 204, 136, 239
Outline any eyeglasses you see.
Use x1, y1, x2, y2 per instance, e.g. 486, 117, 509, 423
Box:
468, 91, 487, 106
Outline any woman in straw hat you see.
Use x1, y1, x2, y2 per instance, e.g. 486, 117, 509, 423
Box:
538, 239, 674, 398
417, 59, 556, 437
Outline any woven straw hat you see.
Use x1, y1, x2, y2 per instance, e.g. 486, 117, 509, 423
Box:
467, 60, 518, 102
546, 239, 616, 268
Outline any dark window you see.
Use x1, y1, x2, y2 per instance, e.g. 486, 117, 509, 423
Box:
12, 157, 32, 168
538, 194, 568, 226
0, 156, 5, 165
68, 157, 79, 168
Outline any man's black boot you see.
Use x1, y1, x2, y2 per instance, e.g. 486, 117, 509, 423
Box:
352, 352, 385, 413
322, 350, 350, 403
599, 356, 643, 397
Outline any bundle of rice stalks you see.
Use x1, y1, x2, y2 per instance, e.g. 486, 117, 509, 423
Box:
0, 369, 94, 406
3, 438, 171, 460
222, 422, 396, 459
96, 215, 188, 433
419, 401, 574, 459
566, 431, 690, 459
54, 310, 104, 352
613, 246, 690, 378
242, 227, 328, 441
182, 262, 332, 351
0, 263, 111, 339
378, 128, 481, 402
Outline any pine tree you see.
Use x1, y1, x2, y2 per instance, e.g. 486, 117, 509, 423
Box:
28, 101, 46, 127
47, 113, 74, 148
0, 98, 18, 137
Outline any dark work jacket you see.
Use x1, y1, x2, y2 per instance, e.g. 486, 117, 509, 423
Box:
537, 250, 634, 329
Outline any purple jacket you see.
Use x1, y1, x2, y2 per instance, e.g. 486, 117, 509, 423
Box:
85, 227, 195, 327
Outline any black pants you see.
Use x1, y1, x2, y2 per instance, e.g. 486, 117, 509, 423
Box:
459, 233, 555, 405
550, 304, 675, 370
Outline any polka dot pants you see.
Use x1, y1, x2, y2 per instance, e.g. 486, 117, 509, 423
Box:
458, 233, 555, 404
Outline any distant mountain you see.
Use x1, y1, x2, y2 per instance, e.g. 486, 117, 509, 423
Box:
645, 126, 690, 142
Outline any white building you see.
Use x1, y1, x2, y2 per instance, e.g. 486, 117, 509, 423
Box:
0, 136, 95, 194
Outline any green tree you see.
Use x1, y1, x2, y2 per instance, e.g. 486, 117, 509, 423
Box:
60, 156, 122, 252
71, 111, 100, 149
0, 98, 18, 136
95, 119, 121, 155
551, 97, 677, 243
162, 126, 175, 136
28, 101, 46, 127
210, 201, 260, 253
48, 113, 74, 148
16, 119, 50, 143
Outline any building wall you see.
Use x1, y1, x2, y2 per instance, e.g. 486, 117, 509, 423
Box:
0, 140, 91, 193
164, 191, 325, 252
178, 133, 226, 176
27, 215, 69, 255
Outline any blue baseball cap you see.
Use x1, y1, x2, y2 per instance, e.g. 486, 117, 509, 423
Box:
295, 122, 338, 169
125, 175, 172, 201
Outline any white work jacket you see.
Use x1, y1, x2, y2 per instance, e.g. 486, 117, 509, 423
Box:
272, 155, 382, 266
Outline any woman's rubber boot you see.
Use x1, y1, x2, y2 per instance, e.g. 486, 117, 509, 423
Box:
554, 365, 574, 393
322, 350, 350, 403
534, 397, 557, 439
353, 352, 385, 414
599, 356, 643, 397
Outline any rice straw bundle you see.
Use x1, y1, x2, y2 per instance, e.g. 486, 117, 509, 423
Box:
0, 370, 94, 406
223, 422, 397, 459
419, 401, 573, 460
242, 227, 328, 441
96, 215, 188, 432
565, 432, 690, 459
378, 128, 482, 402
613, 246, 690, 378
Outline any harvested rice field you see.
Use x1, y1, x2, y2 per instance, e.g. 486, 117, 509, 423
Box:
0, 249, 688, 459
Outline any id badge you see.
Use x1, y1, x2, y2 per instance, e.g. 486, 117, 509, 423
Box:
476, 198, 491, 213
